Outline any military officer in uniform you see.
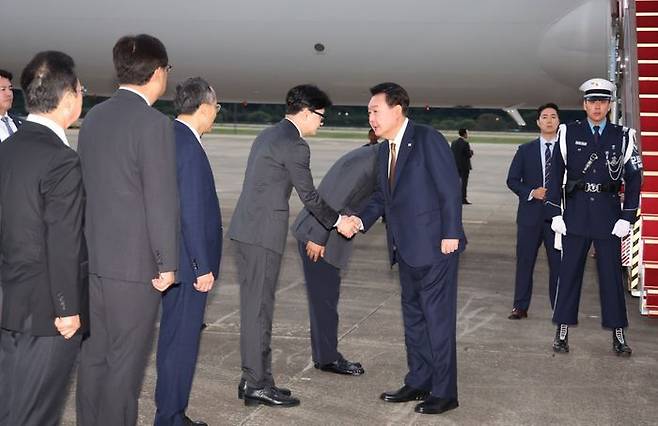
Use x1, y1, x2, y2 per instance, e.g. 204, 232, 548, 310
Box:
546, 78, 642, 356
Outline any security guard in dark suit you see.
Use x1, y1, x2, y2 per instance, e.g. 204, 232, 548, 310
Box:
545, 78, 642, 356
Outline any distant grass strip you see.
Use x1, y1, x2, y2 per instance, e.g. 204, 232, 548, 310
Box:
211, 125, 532, 144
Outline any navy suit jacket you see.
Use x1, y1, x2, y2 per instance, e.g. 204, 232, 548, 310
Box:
174, 121, 222, 284
506, 139, 547, 227
545, 120, 642, 239
360, 120, 465, 267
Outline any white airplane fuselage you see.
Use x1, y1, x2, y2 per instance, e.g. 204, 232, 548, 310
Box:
0, 0, 611, 108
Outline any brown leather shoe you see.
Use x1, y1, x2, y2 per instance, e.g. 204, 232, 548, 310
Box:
508, 308, 528, 320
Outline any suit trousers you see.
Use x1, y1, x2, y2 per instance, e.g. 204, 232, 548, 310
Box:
234, 241, 283, 388
297, 240, 341, 365
0, 317, 81, 426
154, 280, 208, 426
399, 254, 459, 399
552, 234, 628, 329
460, 171, 469, 202
76, 274, 161, 426
513, 221, 560, 311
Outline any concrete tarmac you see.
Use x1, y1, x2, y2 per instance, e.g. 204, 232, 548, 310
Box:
61, 132, 658, 425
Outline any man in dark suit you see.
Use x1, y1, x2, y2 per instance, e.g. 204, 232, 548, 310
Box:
506, 103, 561, 319
76, 34, 179, 426
228, 84, 359, 408
354, 82, 465, 415
154, 78, 222, 426
0, 69, 23, 142
451, 128, 473, 204
291, 139, 380, 377
0, 51, 86, 426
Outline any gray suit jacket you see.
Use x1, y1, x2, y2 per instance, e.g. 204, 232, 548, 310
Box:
291, 144, 379, 269
78, 89, 179, 283
228, 119, 338, 255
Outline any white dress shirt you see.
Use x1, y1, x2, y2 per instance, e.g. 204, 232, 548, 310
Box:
527, 135, 557, 200
0, 113, 18, 142
26, 114, 70, 147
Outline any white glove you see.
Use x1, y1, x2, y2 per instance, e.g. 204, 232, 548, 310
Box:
551, 216, 567, 236
611, 219, 631, 238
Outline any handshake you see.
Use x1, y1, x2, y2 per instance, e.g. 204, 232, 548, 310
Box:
337, 215, 363, 239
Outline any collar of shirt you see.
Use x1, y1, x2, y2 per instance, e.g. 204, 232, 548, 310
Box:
118, 86, 151, 106
587, 118, 607, 135
390, 118, 409, 154
175, 118, 201, 144
539, 135, 557, 147
284, 117, 303, 137
26, 114, 69, 147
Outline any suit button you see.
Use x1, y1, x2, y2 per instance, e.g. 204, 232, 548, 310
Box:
593, 169, 597, 174
590, 197, 595, 201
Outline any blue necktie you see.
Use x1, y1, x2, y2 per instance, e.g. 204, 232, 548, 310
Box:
593, 125, 600, 143
1, 116, 14, 137
544, 142, 553, 186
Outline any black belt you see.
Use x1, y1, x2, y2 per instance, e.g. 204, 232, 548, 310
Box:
573, 182, 620, 193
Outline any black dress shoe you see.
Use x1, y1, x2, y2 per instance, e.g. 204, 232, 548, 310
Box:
314, 356, 365, 376
462, 200, 472, 205
238, 378, 291, 399
553, 324, 569, 353
182, 415, 208, 426
613, 328, 632, 357
243, 386, 300, 407
508, 308, 528, 320
380, 384, 429, 403
414, 396, 459, 414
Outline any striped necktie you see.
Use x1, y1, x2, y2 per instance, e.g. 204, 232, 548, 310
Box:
1, 116, 14, 137
544, 142, 553, 186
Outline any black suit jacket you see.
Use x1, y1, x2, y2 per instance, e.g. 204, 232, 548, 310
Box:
291, 144, 378, 269
450, 137, 472, 174
78, 89, 179, 283
0, 122, 87, 336
8, 113, 23, 128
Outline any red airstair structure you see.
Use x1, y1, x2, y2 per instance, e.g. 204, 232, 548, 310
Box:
634, 0, 658, 316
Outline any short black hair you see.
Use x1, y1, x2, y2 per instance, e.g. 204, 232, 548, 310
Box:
458, 128, 468, 137
0, 69, 12, 81
537, 102, 560, 119
20, 51, 78, 114
285, 84, 332, 114
369, 82, 410, 115
113, 34, 168, 85
174, 77, 216, 115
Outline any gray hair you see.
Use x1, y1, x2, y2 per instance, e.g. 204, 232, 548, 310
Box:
173, 77, 216, 115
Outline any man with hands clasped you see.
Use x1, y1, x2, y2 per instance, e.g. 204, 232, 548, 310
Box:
154, 77, 223, 426
545, 78, 642, 356
352, 83, 465, 415
0, 51, 87, 426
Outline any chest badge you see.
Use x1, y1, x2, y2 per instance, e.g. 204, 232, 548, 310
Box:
575, 140, 587, 146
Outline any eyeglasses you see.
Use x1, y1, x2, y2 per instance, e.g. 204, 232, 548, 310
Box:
310, 109, 325, 123
80, 85, 88, 96
215, 103, 222, 112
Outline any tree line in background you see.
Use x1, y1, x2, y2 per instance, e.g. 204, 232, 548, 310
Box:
11, 91, 584, 133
